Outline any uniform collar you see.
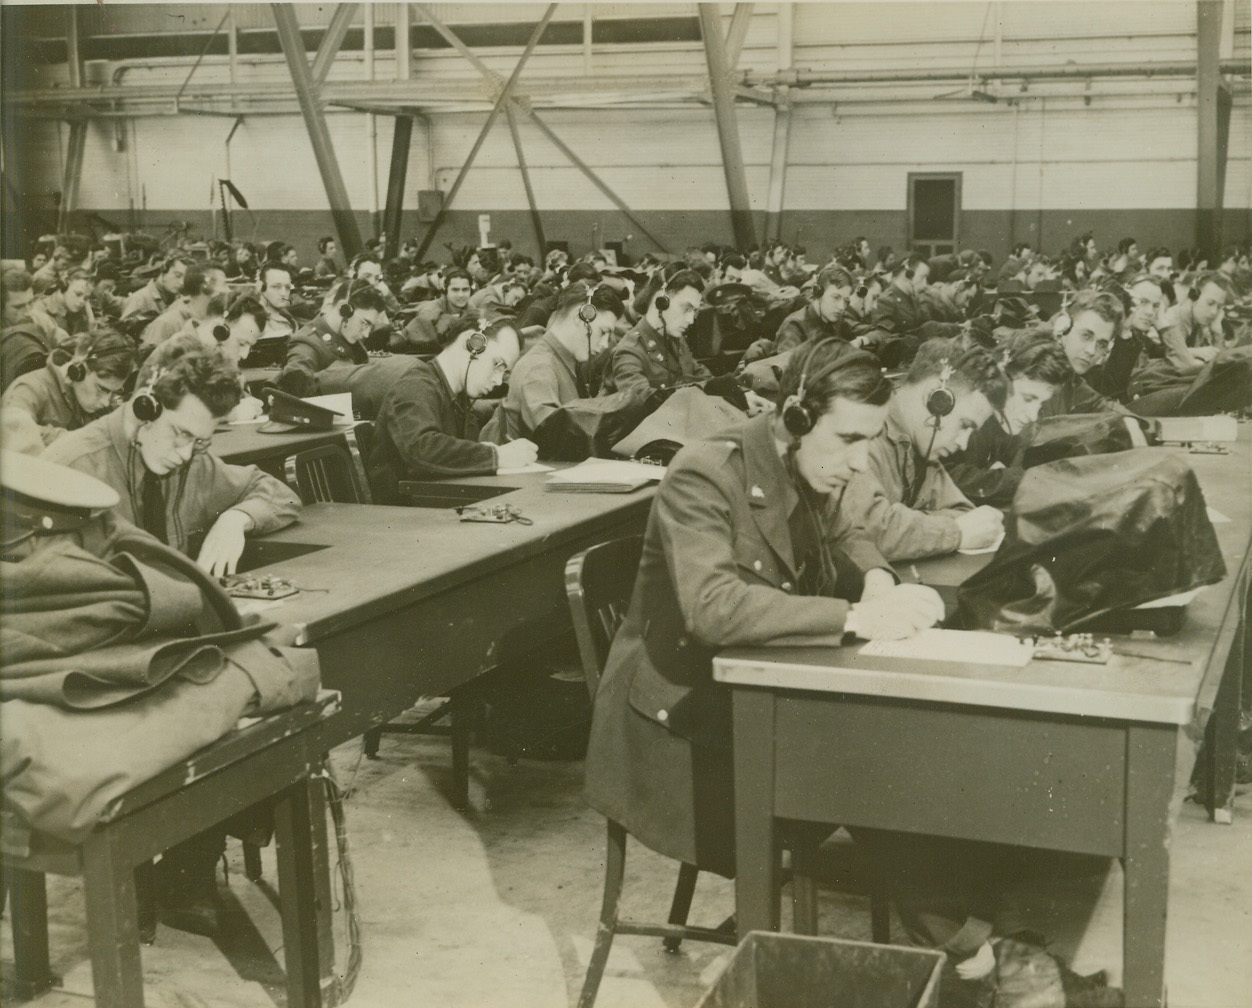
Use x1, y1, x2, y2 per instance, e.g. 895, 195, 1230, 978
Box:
737, 413, 800, 576
542, 330, 581, 377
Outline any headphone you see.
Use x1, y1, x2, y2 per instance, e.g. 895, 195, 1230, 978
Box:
1188, 285, 1202, 302
577, 284, 598, 323
465, 325, 487, 359
65, 331, 101, 382
782, 339, 861, 438
131, 367, 165, 422
855, 284, 869, 299
926, 360, 956, 420
337, 278, 374, 321
212, 322, 231, 343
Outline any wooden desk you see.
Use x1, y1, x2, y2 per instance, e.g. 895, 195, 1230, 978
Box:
211, 422, 350, 471
3, 694, 338, 1008
240, 473, 655, 755
714, 440, 1251, 1008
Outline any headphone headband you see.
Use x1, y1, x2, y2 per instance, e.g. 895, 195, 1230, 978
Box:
781, 339, 874, 438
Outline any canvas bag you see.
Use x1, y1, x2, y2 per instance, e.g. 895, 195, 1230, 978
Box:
956, 449, 1225, 635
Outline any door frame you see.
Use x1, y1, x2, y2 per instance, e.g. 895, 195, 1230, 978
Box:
907, 171, 963, 256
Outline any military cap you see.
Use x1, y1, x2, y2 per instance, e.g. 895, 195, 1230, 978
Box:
1, 449, 119, 535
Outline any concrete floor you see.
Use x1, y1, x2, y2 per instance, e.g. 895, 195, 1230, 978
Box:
4, 721, 1251, 1008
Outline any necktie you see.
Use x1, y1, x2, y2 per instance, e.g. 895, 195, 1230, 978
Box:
141, 470, 168, 544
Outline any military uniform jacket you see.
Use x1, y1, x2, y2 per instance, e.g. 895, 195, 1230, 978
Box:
773, 303, 852, 356
140, 301, 195, 349
1038, 372, 1134, 421
870, 284, 924, 334
584, 413, 889, 877
1, 362, 92, 448
840, 411, 974, 561
368, 358, 498, 501
606, 317, 711, 400
280, 316, 369, 393
40, 291, 95, 339
121, 280, 174, 320
402, 295, 462, 350
43, 407, 301, 556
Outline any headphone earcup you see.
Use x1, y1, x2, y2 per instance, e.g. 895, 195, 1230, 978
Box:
212, 323, 230, 343
655, 294, 671, 312
466, 330, 487, 358
926, 386, 956, 419
339, 301, 355, 320
1188, 285, 1200, 302
577, 302, 597, 324
782, 395, 815, 437
904, 268, 915, 281
67, 360, 87, 382
132, 391, 163, 423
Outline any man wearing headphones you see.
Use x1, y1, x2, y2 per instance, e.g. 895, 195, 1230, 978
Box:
140, 263, 227, 350
919, 263, 977, 325
315, 236, 340, 278
183, 293, 269, 364
257, 261, 298, 342
43, 334, 300, 575
497, 282, 642, 447
1038, 290, 1137, 418
742, 265, 860, 363
401, 267, 475, 351
870, 253, 930, 336
1088, 275, 1168, 403
36, 268, 96, 339
275, 279, 389, 397
368, 316, 536, 501
2, 326, 137, 452
585, 340, 944, 882
606, 269, 712, 398
2, 268, 69, 393
841, 339, 1008, 561
122, 255, 191, 320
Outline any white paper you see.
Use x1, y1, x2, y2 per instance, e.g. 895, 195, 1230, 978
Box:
302, 392, 354, 425
546, 459, 666, 485
1207, 507, 1231, 524
496, 462, 554, 476
958, 531, 1005, 556
1135, 588, 1203, 610
860, 629, 1033, 667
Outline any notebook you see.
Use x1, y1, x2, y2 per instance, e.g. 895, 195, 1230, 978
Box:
545, 459, 666, 493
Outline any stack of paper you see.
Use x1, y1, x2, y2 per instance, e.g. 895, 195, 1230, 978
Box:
860, 629, 1033, 667
545, 459, 665, 493
1156, 415, 1238, 443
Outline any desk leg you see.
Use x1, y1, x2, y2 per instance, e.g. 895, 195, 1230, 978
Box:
1123, 724, 1175, 1008
733, 688, 780, 940
308, 769, 337, 994
4, 866, 58, 999
275, 778, 324, 1008
1204, 612, 1244, 823
81, 832, 144, 1008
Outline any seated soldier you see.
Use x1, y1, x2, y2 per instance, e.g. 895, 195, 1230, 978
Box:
121, 255, 190, 320
183, 293, 270, 421
89, 262, 125, 321
2, 268, 68, 392
399, 266, 474, 352
37, 269, 96, 339
1038, 290, 1138, 419
869, 253, 930, 335
841, 339, 1008, 561
468, 275, 528, 321
315, 236, 340, 278
140, 262, 227, 350
256, 261, 299, 342
1088, 274, 1168, 403
368, 316, 536, 502
584, 341, 944, 882
43, 333, 301, 576
497, 282, 643, 449
604, 269, 713, 398
944, 332, 1072, 508
2, 326, 136, 452
276, 279, 389, 397
743, 264, 858, 362
919, 263, 977, 325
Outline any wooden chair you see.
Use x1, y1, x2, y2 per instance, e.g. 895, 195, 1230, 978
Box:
567, 537, 891, 1008
1, 695, 337, 1008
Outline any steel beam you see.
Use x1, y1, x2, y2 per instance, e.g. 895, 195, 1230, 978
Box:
58, 120, 87, 234
414, 6, 556, 261
726, 4, 755, 70
505, 106, 546, 260
383, 115, 413, 259
271, 3, 363, 257
396, 4, 412, 81
311, 4, 358, 87
699, 4, 757, 249
1196, 0, 1228, 261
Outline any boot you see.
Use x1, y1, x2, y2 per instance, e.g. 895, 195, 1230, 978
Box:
154, 832, 225, 937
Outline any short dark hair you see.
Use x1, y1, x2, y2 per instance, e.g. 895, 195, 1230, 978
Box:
555, 282, 622, 322
442, 314, 519, 349
318, 236, 335, 254
999, 331, 1071, 386
225, 293, 269, 330
907, 338, 1008, 411
812, 265, 854, 296
258, 262, 291, 288
349, 251, 381, 275
443, 267, 472, 287
566, 261, 600, 286
64, 326, 137, 381
663, 269, 705, 297
1191, 271, 1236, 301
333, 278, 388, 314
1118, 237, 1137, 255
2, 267, 32, 301
1066, 290, 1126, 340
135, 334, 243, 419
181, 263, 221, 298
779, 340, 892, 416
160, 255, 193, 278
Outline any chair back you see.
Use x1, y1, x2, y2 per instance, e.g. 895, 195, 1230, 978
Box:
564, 536, 644, 701
350, 420, 374, 464
285, 439, 371, 505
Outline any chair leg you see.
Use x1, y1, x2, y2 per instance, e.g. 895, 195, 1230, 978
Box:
662, 862, 700, 952
450, 701, 471, 812
790, 842, 819, 936
870, 888, 892, 944
243, 840, 264, 882
577, 821, 629, 1008
363, 727, 382, 760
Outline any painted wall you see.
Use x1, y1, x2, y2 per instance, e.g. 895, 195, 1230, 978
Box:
7, 2, 1250, 264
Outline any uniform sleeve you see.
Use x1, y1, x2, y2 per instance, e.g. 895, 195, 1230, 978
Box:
383, 387, 498, 478
679, 340, 712, 382
278, 336, 327, 394
1070, 377, 1136, 416
656, 460, 850, 647
773, 317, 807, 355
610, 338, 656, 401
1157, 311, 1204, 375
201, 456, 302, 536
840, 462, 966, 563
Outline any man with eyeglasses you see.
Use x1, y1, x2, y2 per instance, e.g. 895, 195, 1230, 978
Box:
368, 315, 535, 501
275, 279, 389, 397
605, 270, 712, 399
257, 262, 298, 342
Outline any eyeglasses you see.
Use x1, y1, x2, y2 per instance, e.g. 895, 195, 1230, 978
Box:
170, 421, 213, 453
